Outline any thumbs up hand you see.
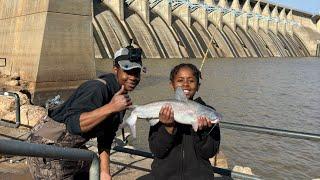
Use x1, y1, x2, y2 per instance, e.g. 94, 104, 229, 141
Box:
110, 85, 132, 112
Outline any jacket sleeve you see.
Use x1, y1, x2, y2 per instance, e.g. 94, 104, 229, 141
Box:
97, 129, 116, 154
194, 124, 220, 159
64, 82, 106, 135
148, 123, 178, 159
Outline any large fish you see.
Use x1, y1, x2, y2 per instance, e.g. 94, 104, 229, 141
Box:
120, 87, 222, 138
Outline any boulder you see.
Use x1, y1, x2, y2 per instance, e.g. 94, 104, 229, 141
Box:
16, 92, 30, 105
3, 105, 47, 127
10, 72, 20, 80
210, 151, 228, 169
0, 96, 15, 112
0, 109, 9, 119
0, 91, 30, 112
5, 80, 19, 86
232, 165, 254, 175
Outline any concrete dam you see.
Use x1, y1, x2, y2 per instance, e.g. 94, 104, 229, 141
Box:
93, 0, 320, 59
0, 0, 320, 104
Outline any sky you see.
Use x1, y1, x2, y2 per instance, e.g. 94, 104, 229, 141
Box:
266, 0, 320, 15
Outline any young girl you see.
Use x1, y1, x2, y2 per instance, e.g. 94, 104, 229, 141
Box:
140, 63, 221, 180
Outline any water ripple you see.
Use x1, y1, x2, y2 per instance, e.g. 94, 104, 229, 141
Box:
114, 58, 320, 179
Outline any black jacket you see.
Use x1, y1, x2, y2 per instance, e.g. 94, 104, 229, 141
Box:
49, 73, 124, 153
147, 97, 221, 180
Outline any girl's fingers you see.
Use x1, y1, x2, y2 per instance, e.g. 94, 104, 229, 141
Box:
198, 117, 203, 130
207, 119, 212, 127
170, 108, 174, 120
201, 118, 207, 130
159, 105, 174, 124
167, 106, 174, 123
159, 106, 165, 114
197, 116, 213, 130
164, 106, 171, 118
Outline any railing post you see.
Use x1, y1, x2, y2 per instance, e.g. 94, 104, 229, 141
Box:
90, 155, 100, 180
316, 41, 320, 56
0, 91, 20, 128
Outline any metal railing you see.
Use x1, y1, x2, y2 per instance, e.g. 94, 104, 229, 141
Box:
145, 0, 301, 26
0, 91, 20, 128
112, 145, 262, 180
316, 43, 320, 56
0, 138, 261, 179
149, 0, 162, 9
0, 139, 100, 180
221, 121, 320, 141
125, 0, 135, 6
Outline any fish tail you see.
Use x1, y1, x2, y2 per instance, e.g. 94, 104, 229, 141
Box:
118, 122, 126, 129
120, 112, 138, 138
127, 105, 138, 110
129, 124, 137, 138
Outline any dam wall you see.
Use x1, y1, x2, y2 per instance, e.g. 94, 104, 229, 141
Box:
93, 0, 320, 59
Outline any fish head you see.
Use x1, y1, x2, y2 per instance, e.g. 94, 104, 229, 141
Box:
210, 111, 222, 123
197, 106, 222, 123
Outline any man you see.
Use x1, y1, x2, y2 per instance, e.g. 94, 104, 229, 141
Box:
27, 45, 143, 180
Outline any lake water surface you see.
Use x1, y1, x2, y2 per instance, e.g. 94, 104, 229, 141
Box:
97, 57, 320, 179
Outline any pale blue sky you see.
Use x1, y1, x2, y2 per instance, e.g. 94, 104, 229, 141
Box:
267, 0, 320, 14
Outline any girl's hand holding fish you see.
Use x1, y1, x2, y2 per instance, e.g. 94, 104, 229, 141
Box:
159, 105, 175, 134
197, 116, 213, 131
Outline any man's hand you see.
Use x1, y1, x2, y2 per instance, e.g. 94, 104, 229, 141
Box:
110, 85, 132, 112
159, 105, 175, 134
197, 116, 213, 131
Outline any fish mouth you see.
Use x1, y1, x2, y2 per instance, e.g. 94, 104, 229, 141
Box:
216, 113, 223, 121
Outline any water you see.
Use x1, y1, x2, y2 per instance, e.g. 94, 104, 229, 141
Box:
97, 57, 320, 179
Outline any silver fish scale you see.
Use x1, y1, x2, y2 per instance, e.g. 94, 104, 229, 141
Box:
132, 99, 219, 124
122, 98, 221, 138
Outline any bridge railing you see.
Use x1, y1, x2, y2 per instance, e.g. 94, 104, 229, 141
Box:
0, 137, 261, 179
220, 121, 320, 142
111, 145, 262, 180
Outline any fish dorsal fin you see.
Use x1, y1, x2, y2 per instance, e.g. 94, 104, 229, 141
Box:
175, 87, 188, 102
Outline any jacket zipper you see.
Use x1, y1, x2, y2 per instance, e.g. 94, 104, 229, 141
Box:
181, 136, 185, 180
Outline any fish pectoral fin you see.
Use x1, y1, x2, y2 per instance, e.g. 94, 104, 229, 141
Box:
149, 119, 160, 126
191, 121, 198, 132
119, 122, 127, 129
